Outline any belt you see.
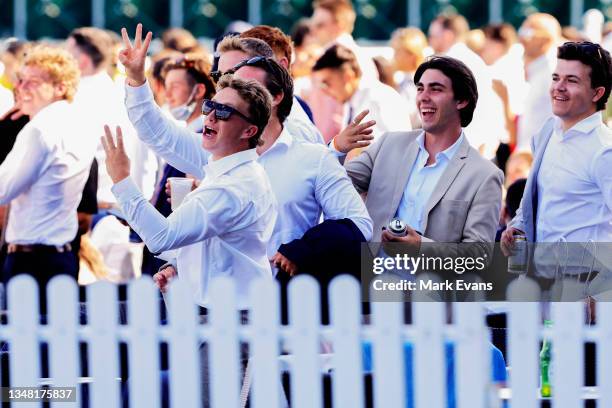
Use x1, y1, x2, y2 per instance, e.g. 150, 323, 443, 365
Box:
7, 243, 72, 254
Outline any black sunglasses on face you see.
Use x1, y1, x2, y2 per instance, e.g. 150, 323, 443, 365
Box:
202, 99, 254, 124
210, 56, 271, 82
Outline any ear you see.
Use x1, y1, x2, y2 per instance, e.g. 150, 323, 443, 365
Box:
456, 99, 469, 110
278, 57, 290, 70
592, 86, 606, 104
271, 91, 284, 109
53, 82, 67, 99
194, 83, 207, 99
242, 124, 259, 139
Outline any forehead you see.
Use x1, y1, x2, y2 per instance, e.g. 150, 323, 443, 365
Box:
233, 65, 266, 85
218, 50, 249, 73
164, 68, 189, 83
554, 58, 591, 79
314, 67, 342, 79
19, 65, 51, 81
428, 20, 444, 35
417, 68, 452, 87
213, 86, 248, 111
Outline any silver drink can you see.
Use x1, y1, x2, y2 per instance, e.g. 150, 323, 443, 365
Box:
388, 218, 408, 237
508, 234, 528, 273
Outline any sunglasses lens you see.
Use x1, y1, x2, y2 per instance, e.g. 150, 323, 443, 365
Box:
215, 106, 232, 120
202, 100, 214, 115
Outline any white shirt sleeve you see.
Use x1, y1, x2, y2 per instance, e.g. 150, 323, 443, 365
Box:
0, 126, 48, 205
314, 150, 373, 240
111, 176, 247, 254
124, 81, 209, 178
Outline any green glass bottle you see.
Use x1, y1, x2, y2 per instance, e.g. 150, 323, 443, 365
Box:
540, 320, 553, 397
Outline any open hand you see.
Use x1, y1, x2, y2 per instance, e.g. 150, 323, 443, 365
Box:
101, 125, 131, 184
332, 109, 376, 153
119, 23, 152, 87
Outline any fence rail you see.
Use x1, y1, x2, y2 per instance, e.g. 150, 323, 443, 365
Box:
0, 274, 608, 407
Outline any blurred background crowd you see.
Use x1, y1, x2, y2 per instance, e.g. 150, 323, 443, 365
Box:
0, 0, 610, 284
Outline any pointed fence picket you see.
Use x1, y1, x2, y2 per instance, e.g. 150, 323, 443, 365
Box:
0, 273, 609, 407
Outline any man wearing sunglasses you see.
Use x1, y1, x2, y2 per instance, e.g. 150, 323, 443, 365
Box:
110, 24, 277, 309
502, 42, 612, 288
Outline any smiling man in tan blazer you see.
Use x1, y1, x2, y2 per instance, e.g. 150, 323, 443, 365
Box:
344, 56, 503, 250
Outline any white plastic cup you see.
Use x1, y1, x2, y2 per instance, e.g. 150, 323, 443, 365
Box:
168, 177, 193, 210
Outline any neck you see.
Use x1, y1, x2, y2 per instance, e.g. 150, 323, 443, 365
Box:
257, 115, 283, 155
186, 104, 201, 125
423, 125, 462, 164
561, 109, 597, 132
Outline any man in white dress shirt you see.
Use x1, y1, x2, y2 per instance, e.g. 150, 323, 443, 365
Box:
228, 56, 372, 275
109, 26, 277, 308
312, 44, 412, 158
0, 46, 96, 298
515, 13, 562, 151
428, 14, 508, 160
502, 42, 612, 285
214, 35, 325, 144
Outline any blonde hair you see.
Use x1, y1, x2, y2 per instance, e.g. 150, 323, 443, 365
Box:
23, 45, 80, 101
391, 27, 427, 67
217, 36, 274, 59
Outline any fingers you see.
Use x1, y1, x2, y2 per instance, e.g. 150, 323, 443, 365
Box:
354, 120, 376, 133
352, 109, 370, 125
134, 23, 142, 48
143, 31, 153, 53
115, 126, 124, 151
121, 27, 133, 50
102, 124, 116, 150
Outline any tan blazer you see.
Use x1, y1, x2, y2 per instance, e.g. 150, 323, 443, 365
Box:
345, 131, 504, 243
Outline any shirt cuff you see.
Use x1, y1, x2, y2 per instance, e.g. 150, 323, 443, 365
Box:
124, 79, 154, 107
111, 176, 142, 203
328, 138, 347, 157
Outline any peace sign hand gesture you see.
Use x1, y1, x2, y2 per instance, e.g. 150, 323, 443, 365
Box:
119, 23, 152, 87
101, 125, 131, 184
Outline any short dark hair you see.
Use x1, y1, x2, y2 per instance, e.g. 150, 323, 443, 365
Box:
506, 178, 527, 218
216, 75, 272, 148
432, 14, 470, 38
414, 56, 478, 127
312, 44, 361, 77
68, 27, 113, 70
557, 41, 611, 111
482, 23, 517, 52
234, 57, 294, 123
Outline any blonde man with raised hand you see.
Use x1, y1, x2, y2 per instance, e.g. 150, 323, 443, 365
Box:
0, 46, 97, 307
109, 25, 277, 309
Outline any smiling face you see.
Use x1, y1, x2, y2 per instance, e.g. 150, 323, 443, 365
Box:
202, 86, 255, 160
16, 65, 64, 117
416, 68, 465, 134
550, 58, 603, 129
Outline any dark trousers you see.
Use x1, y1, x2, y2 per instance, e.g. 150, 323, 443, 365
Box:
3, 250, 78, 316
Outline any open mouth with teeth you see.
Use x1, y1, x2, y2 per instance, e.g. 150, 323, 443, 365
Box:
553, 96, 569, 102
203, 126, 217, 137
420, 108, 437, 119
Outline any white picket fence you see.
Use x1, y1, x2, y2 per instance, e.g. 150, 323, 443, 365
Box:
0, 274, 610, 407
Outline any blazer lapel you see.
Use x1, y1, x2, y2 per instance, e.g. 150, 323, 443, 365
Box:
421, 137, 469, 227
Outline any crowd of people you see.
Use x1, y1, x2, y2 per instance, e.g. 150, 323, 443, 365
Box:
0, 0, 610, 315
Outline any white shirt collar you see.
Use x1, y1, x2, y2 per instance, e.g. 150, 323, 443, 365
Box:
204, 149, 258, 178
553, 111, 603, 137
